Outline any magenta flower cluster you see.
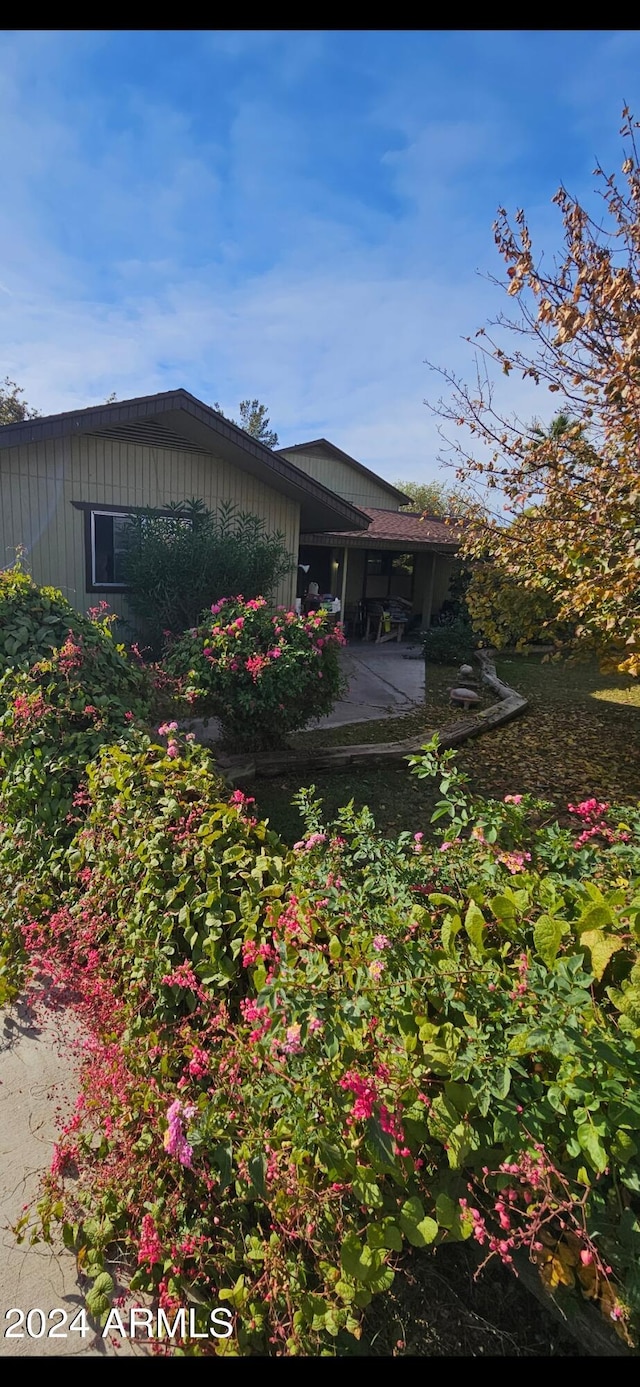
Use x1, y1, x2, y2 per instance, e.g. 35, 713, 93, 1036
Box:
163, 1100, 196, 1169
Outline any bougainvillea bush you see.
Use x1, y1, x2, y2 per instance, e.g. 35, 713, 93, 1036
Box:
0, 567, 149, 1003
8, 728, 640, 1355
0, 582, 148, 837
166, 595, 347, 750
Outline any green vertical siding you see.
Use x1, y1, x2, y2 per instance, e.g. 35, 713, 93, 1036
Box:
0, 435, 299, 626
279, 447, 399, 511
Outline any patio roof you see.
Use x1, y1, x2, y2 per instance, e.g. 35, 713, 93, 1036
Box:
300, 508, 461, 550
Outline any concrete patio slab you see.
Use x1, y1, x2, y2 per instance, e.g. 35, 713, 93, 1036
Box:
310, 642, 425, 730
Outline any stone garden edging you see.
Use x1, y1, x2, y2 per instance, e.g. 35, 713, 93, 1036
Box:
214, 649, 528, 783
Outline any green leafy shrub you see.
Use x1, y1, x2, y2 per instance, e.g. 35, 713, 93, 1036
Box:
423, 618, 474, 665
61, 732, 290, 1006
0, 564, 107, 671
166, 595, 347, 750
0, 626, 148, 837
0, 569, 150, 1001
0, 566, 150, 832
10, 730, 640, 1354
121, 500, 294, 651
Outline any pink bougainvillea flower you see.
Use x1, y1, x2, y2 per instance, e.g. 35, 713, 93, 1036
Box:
161, 962, 199, 990
339, 1070, 378, 1121
163, 1100, 196, 1168
245, 654, 266, 681
304, 832, 327, 850
229, 789, 256, 808
282, 1023, 303, 1054
497, 850, 532, 875
138, 1214, 163, 1267
187, 1048, 209, 1079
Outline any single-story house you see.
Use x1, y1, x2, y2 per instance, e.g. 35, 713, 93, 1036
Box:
0, 389, 369, 625
0, 390, 459, 636
279, 439, 459, 632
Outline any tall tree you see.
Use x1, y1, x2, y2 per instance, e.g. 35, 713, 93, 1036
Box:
0, 377, 38, 426
395, 478, 471, 516
213, 398, 279, 449
427, 107, 640, 676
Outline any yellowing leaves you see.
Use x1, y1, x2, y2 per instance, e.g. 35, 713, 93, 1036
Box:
533, 1237, 578, 1290
429, 114, 640, 675
533, 914, 567, 969
464, 901, 486, 952
580, 929, 624, 981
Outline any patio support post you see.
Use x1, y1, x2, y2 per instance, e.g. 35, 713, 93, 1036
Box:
340, 545, 349, 615
422, 550, 437, 630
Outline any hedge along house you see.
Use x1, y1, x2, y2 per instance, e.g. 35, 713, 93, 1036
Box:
0, 390, 369, 632
278, 439, 460, 632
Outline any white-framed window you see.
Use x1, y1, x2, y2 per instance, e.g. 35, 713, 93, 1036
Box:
90, 510, 133, 587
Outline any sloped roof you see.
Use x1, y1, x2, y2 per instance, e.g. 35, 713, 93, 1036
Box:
278, 438, 410, 506
0, 389, 370, 536
301, 508, 461, 549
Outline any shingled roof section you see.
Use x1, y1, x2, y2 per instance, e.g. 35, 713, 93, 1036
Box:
300, 508, 462, 548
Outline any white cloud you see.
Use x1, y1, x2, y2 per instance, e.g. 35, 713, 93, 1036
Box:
0, 31, 634, 490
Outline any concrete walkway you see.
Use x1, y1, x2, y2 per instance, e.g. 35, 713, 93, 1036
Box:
313, 641, 425, 729
0, 995, 147, 1358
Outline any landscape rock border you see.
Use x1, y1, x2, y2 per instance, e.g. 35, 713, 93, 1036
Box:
215, 649, 528, 782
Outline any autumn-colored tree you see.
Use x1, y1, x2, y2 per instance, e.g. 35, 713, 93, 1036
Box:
465, 560, 567, 649
0, 378, 38, 426
395, 478, 472, 516
427, 108, 640, 676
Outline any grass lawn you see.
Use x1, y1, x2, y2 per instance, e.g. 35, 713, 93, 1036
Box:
240, 654, 640, 844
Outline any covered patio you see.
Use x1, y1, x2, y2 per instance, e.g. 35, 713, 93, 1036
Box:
298, 509, 460, 639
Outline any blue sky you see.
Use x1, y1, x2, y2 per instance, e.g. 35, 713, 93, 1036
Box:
1, 29, 640, 485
